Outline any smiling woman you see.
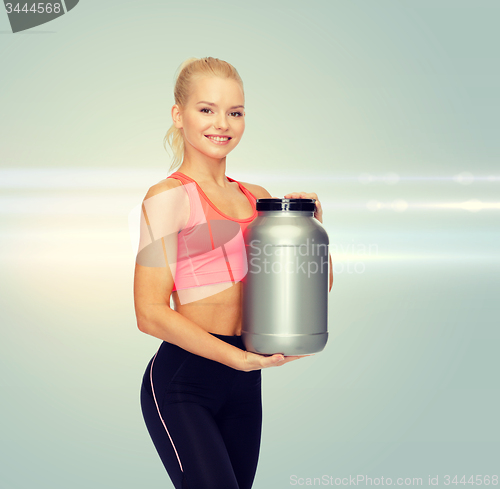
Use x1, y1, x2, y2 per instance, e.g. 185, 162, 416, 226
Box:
163, 58, 246, 172
134, 56, 329, 489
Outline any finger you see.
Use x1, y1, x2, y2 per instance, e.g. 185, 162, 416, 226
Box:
284, 193, 307, 200
279, 355, 312, 364
276, 353, 302, 366
268, 354, 285, 366
284, 192, 318, 200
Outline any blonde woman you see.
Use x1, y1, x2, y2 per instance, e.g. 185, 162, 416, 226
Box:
135, 56, 333, 489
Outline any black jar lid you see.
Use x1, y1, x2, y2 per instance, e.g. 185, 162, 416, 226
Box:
256, 198, 316, 212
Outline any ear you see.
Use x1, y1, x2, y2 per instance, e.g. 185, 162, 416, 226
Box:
172, 104, 183, 129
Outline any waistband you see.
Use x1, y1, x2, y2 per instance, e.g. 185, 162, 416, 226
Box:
209, 332, 245, 349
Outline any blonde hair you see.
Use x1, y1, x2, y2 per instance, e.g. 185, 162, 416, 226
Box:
163, 57, 244, 173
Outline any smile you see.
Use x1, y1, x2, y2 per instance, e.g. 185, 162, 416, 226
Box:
205, 135, 232, 144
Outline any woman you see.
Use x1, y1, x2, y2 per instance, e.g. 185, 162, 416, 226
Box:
135, 57, 334, 489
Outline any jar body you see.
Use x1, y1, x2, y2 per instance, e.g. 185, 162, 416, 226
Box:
241, 210, 329, 355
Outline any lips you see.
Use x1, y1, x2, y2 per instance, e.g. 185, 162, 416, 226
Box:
205, 135, 232, 140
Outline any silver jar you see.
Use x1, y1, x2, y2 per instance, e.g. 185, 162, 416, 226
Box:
241, 198, 329, 356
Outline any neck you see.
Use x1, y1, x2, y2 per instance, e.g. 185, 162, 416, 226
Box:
176, 155, 229, 187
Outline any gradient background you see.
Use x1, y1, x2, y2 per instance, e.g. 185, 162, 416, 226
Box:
1, 1, 499, 488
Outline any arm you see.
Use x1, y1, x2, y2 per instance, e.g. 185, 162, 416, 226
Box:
134, 180, 246, 370
134, 180, 294, 371
240, 183, 334, 293
135, 267, 247, 370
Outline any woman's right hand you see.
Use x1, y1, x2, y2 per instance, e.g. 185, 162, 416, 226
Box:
238, 350, 313, 372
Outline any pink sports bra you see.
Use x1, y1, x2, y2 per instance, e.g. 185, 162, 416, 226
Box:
167, 171, 258, 292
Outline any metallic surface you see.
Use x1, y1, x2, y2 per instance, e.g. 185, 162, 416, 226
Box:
242, 209, 330, 355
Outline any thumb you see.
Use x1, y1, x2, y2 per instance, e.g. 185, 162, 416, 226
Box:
268, 354, 284, 365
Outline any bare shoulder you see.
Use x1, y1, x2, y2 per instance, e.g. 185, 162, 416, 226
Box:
141, 176, 190, 230
143, 176, 183, 201
238, 181, 274, 199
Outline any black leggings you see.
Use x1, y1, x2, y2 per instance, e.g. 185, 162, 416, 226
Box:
140, 333, 262, 489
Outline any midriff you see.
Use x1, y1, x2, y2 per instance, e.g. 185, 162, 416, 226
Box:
171, 281, 244, 335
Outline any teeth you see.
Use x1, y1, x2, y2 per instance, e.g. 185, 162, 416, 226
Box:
207, 136, 229, 141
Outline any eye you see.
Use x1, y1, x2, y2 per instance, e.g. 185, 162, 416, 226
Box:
200, 108, 212, 114
231, 111, 243, 117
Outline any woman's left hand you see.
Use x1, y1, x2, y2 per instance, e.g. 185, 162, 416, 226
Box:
272, 191, 333, 292
282, 192, 323, 224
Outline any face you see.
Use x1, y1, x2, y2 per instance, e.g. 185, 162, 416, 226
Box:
172, 76, 245, 160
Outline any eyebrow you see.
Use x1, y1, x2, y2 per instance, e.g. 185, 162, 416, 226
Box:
196, 101, 245, 109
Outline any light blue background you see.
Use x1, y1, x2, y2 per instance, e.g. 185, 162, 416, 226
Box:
1, 1, 498, 488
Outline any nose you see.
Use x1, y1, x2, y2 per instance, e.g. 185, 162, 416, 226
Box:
214, 114, 229, 131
